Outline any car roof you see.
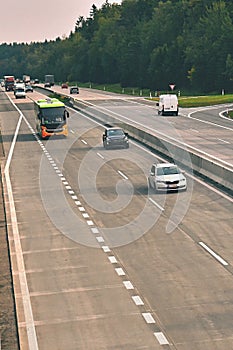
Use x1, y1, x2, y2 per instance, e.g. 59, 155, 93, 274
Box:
153, 163, 177, 168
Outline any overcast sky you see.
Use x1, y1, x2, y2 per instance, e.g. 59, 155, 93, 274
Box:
0, 0, 122, 44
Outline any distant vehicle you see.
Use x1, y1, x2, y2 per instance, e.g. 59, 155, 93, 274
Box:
23, 75, 30, 84
4, 75, 15, 91
103, 127, 129, 149
70, 86, 79, 94
61, 83, 68, 89
25, 84, 33, 92
14, 84, 26, 99
44, 74, 54, 86
44, 82, 51, 88
148, 162, 187, 192
156, 94, 179, 116
34, 98, 69, 139
34, 79, 39, 84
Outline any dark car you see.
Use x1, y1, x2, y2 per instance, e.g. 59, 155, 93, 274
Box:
70, 86, 79, 94
103, 127, 129, 149
44, 82, 51, 88
25, 84, 33, 92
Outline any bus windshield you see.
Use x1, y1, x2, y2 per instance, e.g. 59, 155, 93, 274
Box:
40, 107, 65, 124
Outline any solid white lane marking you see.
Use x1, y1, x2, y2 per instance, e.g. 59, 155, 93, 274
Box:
117, 170, 128, 180
149, 197, 164, 211
132, 296, 144, 306
108, 256, 117, 264
97, 152, 104, 159
199, 242, 228, 266
154, 332, 169, 345
4, 104, 39, 348
115, 268, 125, 276
81, 139, 87, 144
123, 281, 134, 290
142, 313, 155, 324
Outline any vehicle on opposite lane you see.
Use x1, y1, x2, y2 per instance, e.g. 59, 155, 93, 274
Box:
103, 127, 129, 149
70, 86, 79, 94
148, 162, 187, 192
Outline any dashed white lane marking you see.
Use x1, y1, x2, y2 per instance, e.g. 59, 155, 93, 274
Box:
71, 195, 78, 200
217, 138, 230, 144
86, 220, 94, 226
81, 139, 87, 144
149, 197, 164, 211
108, 256, 117, 264
70, 129, 75, 134
97, 152, 104, 159
132, 296, 144, 306
96, 236, 104, 243
82, 213, 90, 218
78, 206, 85, 212
75, 200, 81, 205
91, 227, 99, 234
102, 246, 111, 253
123, 281, 134, 290
142, 313, 156, 324
199, 242, 228, 266
117, 170, 128, 180
154, 332, 169, 345
115, 268, 125, 276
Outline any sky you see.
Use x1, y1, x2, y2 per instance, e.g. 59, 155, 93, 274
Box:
0, 0, 122, 44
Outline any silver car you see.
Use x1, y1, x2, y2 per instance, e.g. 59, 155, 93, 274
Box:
148, 163, 187, 192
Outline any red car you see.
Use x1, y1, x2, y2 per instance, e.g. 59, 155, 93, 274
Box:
61, 83, 68, 89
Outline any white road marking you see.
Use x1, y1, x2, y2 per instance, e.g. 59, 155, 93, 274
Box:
68, 190, 75, 195
199, 242, 228, 266
154, 332, 169, 345
149, 197, 164, 211
102, 246, 111, 253
3, 101, 39, 348
115, 268, 125, 276
91, 227, 99, 234
75, 201, 81, 205
97, 152, 104, 159
65, 185, 71, 190
96, 236, 104, 243
78, 207, 85, 212
117, 170, 128, 180
108, 256, 117, 264
71, 195, 78, 200
123, 281, 134, 290
217, 138, 230, 144
142, 313, 155, 324
82, 213, 89, 218
132, 296, 144, 306
81, 139, 87, 144
86, 220, 94, 226
70, 129, 75, 134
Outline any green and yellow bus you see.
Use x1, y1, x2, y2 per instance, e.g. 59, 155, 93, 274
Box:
34, 98, 69, 139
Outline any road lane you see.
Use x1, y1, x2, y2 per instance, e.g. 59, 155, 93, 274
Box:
1, 89, 233, 349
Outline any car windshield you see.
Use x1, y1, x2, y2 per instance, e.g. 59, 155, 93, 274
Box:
41, 107, 65, 123
107, 129, 124, 136
157, 166, 180, 176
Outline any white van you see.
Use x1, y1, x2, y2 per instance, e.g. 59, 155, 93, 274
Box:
14, 83, 26, 99
157, 94, 178, 116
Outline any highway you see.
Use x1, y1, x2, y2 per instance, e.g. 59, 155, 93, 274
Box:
1, 87, 233, 349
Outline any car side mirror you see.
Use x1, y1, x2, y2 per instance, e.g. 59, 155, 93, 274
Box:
150, 171, 155, 176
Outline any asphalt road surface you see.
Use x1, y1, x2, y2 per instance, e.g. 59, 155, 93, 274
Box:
1, 88, 233, 349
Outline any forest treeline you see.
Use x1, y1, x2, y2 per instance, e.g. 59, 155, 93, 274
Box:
1, 0, 233, 93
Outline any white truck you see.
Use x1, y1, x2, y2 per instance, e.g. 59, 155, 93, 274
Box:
23, 75, 30, 84
157, 94, 179, 116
